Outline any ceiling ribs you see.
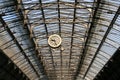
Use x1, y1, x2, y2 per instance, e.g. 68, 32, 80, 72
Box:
73, 0, 101, 80
93, 47, 120, 80
38, 0, 57, 79
15, 0, 48, 79
68, 0, 78, 79
57, 0, 63, 80
0, 15, 40, 78
83, 6, 120, 79
0, 50, 29, 80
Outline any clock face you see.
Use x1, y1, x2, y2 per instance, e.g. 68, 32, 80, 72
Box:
48, 34, 62, 48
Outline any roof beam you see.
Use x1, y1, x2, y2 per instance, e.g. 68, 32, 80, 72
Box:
58, 0, 61, 35
38, 0, 57, 79
57, 0, 63, 79
73, 0, 101, 80
0, 50, 29, 80
94, 47, 120, 80
0, 15, 40, 78
14, 1, 49, 79
29, 22, 91, 24
68, 0, 78, 79
16, 0, 56, 79
83, 6, 120, 79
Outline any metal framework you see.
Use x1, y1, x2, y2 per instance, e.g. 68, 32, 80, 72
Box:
0, 49, 29, 80
94, 47, 120, 80
0, 0, 120, 80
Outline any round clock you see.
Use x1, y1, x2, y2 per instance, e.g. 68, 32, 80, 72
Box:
48, 34, 62, 48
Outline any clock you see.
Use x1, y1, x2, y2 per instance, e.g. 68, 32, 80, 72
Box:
48, 34, 62, 48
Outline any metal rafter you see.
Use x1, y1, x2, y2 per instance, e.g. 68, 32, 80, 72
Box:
29, 22, 91, 25
93, 47, 120, 80
0, 50, 29, 80
57, 0, 63, 79
73, 0, 101, 80
38, 0, 56, 79
68, 0, 77, 79
16, 0, 55, 79
83, 6, 120, 79
18, 8, 46, 75
14, 0, 48, 78
0, 15, 40, 78
58, 0, 61, 35
38, 0, 48, 35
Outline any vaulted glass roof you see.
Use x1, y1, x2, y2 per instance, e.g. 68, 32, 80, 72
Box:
0, 0, 120, 80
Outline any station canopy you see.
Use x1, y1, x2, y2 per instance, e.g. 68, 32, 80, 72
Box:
0, 0, 120, 80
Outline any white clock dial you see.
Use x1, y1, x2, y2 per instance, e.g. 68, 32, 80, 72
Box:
48, 34, 62, 48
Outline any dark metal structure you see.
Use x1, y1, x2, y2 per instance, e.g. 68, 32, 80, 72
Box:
94, 47, 120, 80
0, 0, 120, 80
0, 50, 29, 80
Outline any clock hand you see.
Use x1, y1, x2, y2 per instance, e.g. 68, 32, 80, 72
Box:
53, 39, 57, 45
54, 41, 57, 45
51, 38, 57, 46
51, 38, 55, 41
